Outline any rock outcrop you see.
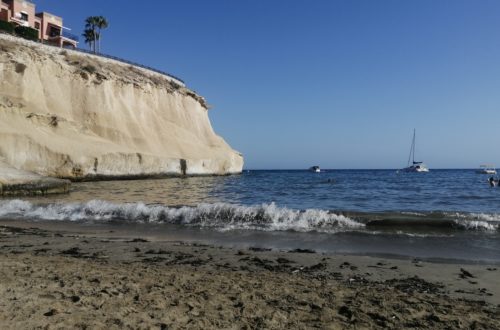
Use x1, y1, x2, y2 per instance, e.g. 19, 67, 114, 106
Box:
0, 34, 243, 185
0, 160, 70, 196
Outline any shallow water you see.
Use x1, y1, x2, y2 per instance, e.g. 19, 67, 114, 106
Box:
1, 170, 500, 261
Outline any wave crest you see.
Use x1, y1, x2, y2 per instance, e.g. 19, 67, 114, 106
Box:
1, 200, 498, 233
0, 200, 363, 233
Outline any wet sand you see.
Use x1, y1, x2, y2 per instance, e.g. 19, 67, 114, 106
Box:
0, 221, 499, 329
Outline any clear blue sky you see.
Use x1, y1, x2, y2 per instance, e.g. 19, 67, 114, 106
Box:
36, 0, 500, 169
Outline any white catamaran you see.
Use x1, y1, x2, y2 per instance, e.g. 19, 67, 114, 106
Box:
400, 129, 429, 173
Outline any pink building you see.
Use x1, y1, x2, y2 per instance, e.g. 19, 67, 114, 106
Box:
0, 0, 78, 48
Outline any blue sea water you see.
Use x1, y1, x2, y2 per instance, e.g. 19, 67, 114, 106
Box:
1, 169, 499, 262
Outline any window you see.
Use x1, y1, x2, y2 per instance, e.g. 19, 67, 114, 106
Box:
34, 22, 40, 30
49, 26, 61, 37
20, 12, 28, 21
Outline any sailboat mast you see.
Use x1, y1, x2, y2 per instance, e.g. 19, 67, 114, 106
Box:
412, 129, 416, 164
407, 129, 414, 167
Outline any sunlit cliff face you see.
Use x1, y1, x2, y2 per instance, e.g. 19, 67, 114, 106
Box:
0, 34, 243, 179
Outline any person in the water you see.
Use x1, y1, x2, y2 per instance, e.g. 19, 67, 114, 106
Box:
489, 177, 498, 187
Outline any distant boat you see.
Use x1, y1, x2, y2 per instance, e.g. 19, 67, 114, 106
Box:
309, 166, 321, 173
476, 164, 496, 175
400, 129, 429, 173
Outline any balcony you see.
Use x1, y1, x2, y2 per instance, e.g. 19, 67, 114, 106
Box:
62, 30, 78, 42
10, 16, 29, 27
48, 27, 78, 43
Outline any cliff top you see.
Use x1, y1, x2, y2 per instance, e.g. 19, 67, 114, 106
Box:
0, 33, 210, 109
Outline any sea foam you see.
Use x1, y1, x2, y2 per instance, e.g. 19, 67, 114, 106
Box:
1, 199, 498, 233
0, 200, 364, 233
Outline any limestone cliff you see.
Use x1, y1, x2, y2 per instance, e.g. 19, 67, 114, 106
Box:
0, 34, 243, 181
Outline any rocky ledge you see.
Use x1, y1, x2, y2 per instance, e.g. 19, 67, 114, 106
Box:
0, 161, 70, 196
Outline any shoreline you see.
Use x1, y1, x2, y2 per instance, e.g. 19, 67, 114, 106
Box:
1, 219, 499, 266
0, 221, 499, 328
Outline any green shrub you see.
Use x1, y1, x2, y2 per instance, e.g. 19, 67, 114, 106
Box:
0, 20, 15, 34
14, 26, 39, 41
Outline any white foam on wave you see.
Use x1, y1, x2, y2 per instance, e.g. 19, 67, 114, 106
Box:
401, 211, 426, 216
0, 199, 364, 233
449, 212, 500, 222
453, 220, 498, 231
447, 212, 500, 231
472, 213, 500, 222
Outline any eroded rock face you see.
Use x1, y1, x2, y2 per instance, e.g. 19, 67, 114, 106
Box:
0, 34, 243, 180
0, 160, 70, 196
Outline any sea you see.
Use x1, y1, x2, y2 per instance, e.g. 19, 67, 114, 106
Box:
1, 169, 499, 263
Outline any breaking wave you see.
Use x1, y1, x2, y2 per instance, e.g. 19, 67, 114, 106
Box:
0, 200, 498, 233
0, 199, 363, 233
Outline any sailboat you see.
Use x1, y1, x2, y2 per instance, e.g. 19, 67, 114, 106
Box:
400, 129, 429, 173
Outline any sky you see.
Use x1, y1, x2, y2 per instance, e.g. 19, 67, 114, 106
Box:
34, 0, 500, 169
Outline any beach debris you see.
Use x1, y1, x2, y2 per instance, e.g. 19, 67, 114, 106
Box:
340, 262, 351, 269
338, 305, 354, 320
347, 275, 368, 284
128, 238, 149, 243
43, 309, 57, 317
33, 248, 50, 254
142, 256, 167, 263
367, 312, 389, 327
426, 313, 441, 323
145, 249, 169, 255
455, 288, 493, 297
479, 288, 492, 296
459, 268, 475, 279
248, 256, 272, 268
385, 276, 444, 294
60, 247, 83, 256
248, 247, 271, 252
304, 262, 327, 272
288, 248, 316, 254
276, 257, 294, 264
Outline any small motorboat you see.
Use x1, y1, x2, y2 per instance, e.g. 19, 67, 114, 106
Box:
476, 164, 496, 175
309, 166, 321, 173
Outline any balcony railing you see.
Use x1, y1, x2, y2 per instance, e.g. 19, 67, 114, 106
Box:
10, 17, 29, 27
62, 30, 78, 42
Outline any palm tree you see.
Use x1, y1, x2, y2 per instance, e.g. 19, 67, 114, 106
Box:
82, 29, 96, 51
84, 16, 99, 53
95, 16, 108, 53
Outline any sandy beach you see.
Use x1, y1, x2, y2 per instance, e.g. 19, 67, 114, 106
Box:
0, 220, 499, 329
